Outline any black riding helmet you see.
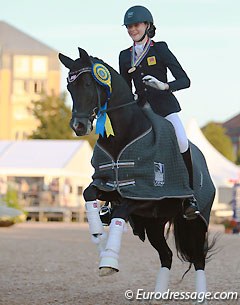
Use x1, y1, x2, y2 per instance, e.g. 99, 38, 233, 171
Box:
124, 5, 153, 25
123, 5, 156, 40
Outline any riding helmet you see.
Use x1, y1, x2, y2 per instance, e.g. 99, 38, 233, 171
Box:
123, 5, 154, 26
123, 5, 156, 39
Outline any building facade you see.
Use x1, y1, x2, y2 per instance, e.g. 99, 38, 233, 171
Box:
0, 21, 60, 140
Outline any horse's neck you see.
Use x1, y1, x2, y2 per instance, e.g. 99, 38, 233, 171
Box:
98, 103, 151, 160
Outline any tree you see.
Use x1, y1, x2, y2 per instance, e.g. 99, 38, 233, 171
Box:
28, 92, 98, 148
201, 122, 235, 162
28, 92, 74, 139
236, 149, 240, 165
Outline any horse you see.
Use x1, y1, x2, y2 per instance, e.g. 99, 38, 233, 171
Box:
59, 48, 216, 302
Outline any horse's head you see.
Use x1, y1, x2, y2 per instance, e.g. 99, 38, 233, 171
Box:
59, 48, 105, 136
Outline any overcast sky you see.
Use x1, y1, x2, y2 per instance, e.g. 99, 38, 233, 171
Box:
1, 0, 240, 127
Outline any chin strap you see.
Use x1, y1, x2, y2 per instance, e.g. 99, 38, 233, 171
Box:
136, 29, 148, 42
136, 23, 155, 42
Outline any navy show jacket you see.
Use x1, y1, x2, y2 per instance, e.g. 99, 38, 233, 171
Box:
119, 41, 190, 117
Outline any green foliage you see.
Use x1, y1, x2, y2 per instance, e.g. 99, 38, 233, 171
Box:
201, 122, 235, 162
28, 92, 75, 139
3, 187, 21, 210
236, 149, 240, 165
28, 92, 97, 149
1, 187, 26, 224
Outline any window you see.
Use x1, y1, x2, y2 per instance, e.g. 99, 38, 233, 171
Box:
13, 80, 28, 95
13, 108, 29, 120
77, 186, 83, 196
13, 56, 30, 78
32, 56, 48, 78
33, 80, 45, 94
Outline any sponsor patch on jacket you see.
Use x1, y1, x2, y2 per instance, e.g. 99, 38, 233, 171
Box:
147, 56, 156, 66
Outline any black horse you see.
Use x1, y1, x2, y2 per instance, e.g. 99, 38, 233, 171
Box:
59, 48, 215, 297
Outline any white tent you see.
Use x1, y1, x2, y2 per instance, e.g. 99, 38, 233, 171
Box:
186, 119, 240, 216
186, 118, 240, 188
0, 140, 93, 177
0, 140, 94, 209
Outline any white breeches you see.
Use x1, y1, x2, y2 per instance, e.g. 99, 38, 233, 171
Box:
165, 113, 189, 153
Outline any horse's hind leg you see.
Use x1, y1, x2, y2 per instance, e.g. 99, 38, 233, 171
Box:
145, 218, 172, 293
190, 220, 208, 297
174, 215, 208, 303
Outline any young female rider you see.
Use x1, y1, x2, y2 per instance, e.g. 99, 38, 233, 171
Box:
119, 5, 199, 220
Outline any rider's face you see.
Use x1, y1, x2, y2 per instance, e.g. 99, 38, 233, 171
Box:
127, 22, 148, 42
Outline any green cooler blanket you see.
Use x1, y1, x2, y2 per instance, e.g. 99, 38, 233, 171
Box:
91, 104, 193, 200
91, 104, 215, 225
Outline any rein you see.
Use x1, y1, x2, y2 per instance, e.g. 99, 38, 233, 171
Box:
98, 99, 137, 115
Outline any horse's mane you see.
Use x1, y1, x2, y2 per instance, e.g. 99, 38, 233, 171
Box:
90, 56, 118, 76
89, 56, 133, 102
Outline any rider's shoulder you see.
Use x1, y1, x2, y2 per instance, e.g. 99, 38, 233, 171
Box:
120, 46, 132, 55
153, 41, 169, 50
119, 46, 132, 62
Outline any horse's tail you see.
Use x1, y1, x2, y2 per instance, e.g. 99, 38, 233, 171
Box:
173, 214, 218, 276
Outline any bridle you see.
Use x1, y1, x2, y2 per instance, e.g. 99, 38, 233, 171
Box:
68, 67, 100, 120
67, 65, 137, 121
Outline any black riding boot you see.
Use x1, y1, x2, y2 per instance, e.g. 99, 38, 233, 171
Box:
182, 147, 200, 220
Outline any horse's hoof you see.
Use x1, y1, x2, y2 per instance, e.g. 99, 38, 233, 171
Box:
99, 267, 118, 277
99, 256, 119, 272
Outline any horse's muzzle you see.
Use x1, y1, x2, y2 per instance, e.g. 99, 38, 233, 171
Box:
70, 117, 92, 136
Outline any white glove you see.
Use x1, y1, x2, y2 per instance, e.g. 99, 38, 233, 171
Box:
133, 93, 138, 101
142, 75, 168, 91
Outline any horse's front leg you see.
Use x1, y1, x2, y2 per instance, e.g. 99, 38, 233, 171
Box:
83, 186, 107, 255
99, 217, 126, 276
84, 185, 126, 277
99, 200, 131, 276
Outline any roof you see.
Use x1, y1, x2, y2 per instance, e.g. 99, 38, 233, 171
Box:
0, 21, 57, 55
223, 113, 240, 130
186, 118, 240, 187
0, 141, 12, 155
0, 140, 84, 169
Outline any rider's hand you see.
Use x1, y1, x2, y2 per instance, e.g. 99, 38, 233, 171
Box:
142, 75, 169, 91
133, 93, 138, 101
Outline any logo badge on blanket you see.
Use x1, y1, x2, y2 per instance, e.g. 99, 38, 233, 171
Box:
154, 162, 165, 186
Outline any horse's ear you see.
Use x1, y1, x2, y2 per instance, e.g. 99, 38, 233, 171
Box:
78, 48, 91, 64
58, 53, 75, 69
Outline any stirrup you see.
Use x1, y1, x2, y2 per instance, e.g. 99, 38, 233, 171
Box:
183, 197, 200, 220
